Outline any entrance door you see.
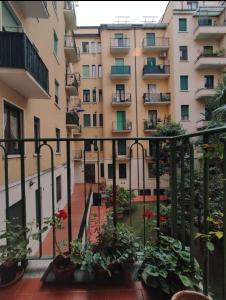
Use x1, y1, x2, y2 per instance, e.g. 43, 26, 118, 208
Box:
116, 84, 125, 102
8, 200, 23, 227
117, 111, 126, 130
146, 33, 155, 46
148, 110, 157, 126
85, 164, 95, 183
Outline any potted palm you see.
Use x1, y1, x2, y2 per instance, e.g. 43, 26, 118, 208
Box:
0, 221, 32, 285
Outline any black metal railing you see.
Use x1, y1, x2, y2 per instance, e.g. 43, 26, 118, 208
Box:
112, 93, 131, 104
111, 65, 131, 76
0, 126, 226, 298
66, 111, 79, 126
142, 37, 169, 48
111, 38, 130, 48
144, 120, 157, 130
65, 73, 78, 89
143, 93, 171, 103
64, 35, 76, 49
0, 31, 49, 93
112, 121, 132, 132
143, 64, 170, 75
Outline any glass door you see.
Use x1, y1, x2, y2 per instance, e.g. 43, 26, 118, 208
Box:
116, 84, 125, 102
148, 110, 157, 127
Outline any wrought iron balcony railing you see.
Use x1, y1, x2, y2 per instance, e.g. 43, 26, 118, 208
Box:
143, 64, 170, 76
144, 120, 157, 130
112, 121, 132, 132
142, 37, 169, 48
111, 65, 131, 76
66, 111, 79, 126
110, 38, 130, 48
143, 93, 171, 103
112, 93, 131, 104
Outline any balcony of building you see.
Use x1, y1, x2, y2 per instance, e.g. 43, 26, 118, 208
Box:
66, 111, 79, 128
195, 88, 216, 101
195, 51, 226, 70
110, 38, 130, 54
64, 35, 80, 62
143, 120, 158, 132
0, 127, 226, 300
143, 65, 170, 79
111, 93, 132, 106
143, 93, 171, 105
142, 37, 169, 52
112, 121, 132, 133
0, 31, 49, 99
65, 74, 79, 96
64, 1, 76, 30
111, 65, 131, 79
15, 1, 49, 18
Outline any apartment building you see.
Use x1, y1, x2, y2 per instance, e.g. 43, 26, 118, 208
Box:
0, 1, 78, 232
162, 1, 226, 132
73, 24, 171, 195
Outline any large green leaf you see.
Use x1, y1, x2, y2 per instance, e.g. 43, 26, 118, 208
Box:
206, 241, 214, 252
178, 273, 192, 287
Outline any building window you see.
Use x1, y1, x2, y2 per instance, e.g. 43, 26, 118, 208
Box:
93, 140, 98, 151
146, 32, 156, 46
179, 18, 187, 32
90, 41, 96, 53
148, 163, 156, 178
4, 102, 23, 154
204, 75, 214, 89
92, 89, 96, 102
99, 114, 103, 127
119, 164, 127, 179
115, 58, 124, 65
198, 18, 212, 26
118, 140, 126, 155
34, 117, 40, 154
55, 80, 59, 104
187, 1, 198, 10
179, 46, 188, 61
180, 75, 188, 91
82, 42, 89, 53
83, 114, 91, 127
100, 163, 104, 177
2, 2, 21, 32
82, 65, 89, 78
83, 89, 90, 102
181, 105, 189, 121
53, 31, 58, 56
93, 113, 97, 127
99, 89, 102, 102
56, 175, 62, 202
100, 140, 103, 151
84, 140, 91, 151
97, 42, 102, 53
98, 65, 102, 78
108, 164, 113, 180
56, 128, 61, 153
203, 46, 213, 56
35, 189, 41, 228
92, 65, 96, 78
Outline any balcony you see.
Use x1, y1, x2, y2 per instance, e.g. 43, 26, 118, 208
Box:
15, 1, 48, 18
195, 52, 226, 70
142, 37, 169, 52
111, 65, 131, 79
72, 125, 82, 136
194, 23, 226, 41
64, 1, 76, 30
66, 111, 79, 128
110, 38, 130, 54
143, 93, 171, 105
112, 121, 132, 133
64, 36, 80, 62
0, 126, 226, 300
0, 31, 49, 99
65, 74, 78, 96
111, 93, 131, 106
144, 120, 157, 132
195, 88, 216, 101
143, 65, 170, 79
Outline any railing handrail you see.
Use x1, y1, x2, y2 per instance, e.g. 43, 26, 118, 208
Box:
143, 92, 171, 102
112, 93, 131, 102
111, 37, 130, 48
143, 64, 170, 75
142, 37, 169, 47
111, 65, 131, 74
196, 87, 216, 93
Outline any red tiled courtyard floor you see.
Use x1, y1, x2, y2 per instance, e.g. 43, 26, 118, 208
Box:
0, 277, 164, 300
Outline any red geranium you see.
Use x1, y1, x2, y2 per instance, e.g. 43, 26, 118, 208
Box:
160, 215, 167, 223
143, 210, 155, 219
56, 209, 67, 220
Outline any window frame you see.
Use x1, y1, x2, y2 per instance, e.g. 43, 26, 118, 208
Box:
179, 18, 187, 32
83, 114, 91, 127
108, 164, 113, 180
180, 75, 189, 91
56, 128, 61, 153
82, 65, 90, 78
34, 116, 40, 154
119, 163, 127, 179
83, 89, 90, 102
55, 79, 59, 105
181, 105, 189, 121
56, 175, 62, 202
82, 41, 89, 53
179, 46, 188, 61
53, 30, 58, 57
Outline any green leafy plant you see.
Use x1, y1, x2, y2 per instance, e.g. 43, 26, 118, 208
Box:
140, 234, 203, 296
106, 186, 134, 214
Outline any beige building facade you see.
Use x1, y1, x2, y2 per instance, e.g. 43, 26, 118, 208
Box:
0, 1, 77, 233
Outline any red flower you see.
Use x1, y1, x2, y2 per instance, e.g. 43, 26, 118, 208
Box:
56, 209, 67, 220
143, 210, 155, 219
160, 215, 167, 223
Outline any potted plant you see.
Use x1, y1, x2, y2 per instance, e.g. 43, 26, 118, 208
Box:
0, 221, 32, 285
140, 234, 203, 298
43, 209, 76, 282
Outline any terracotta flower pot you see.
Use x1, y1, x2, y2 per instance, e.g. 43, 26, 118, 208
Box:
171, 291, 212, 300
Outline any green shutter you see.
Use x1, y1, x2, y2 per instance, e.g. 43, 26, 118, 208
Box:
180, 76, 188, 90
181, 105, 189, 120
53, 32, 58, 56
82, 65, 89, 78
117, 111, 126, 130
115, 58, 124, 66
179, 18, 187, 31
83, 114, 90, 127
108, 164, 113, 179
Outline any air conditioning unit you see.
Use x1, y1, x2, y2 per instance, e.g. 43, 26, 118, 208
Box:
159, 51, 167, 58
